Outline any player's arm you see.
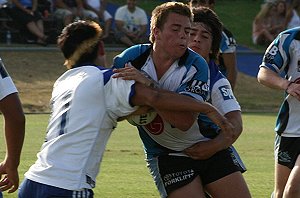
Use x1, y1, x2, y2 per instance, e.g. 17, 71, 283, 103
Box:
113, 65, 197, 130
183, 111, 241, 160
222, 53, 237, 90
131, 83, 234, 139
258, 66, 300, 100
0, 93, 25, 193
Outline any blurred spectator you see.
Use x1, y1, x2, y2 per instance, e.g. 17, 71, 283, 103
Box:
285, 0, 300, 29
272, 0, 287, 35
8, 0, 49, 45
83, 0, 112, 39
53, 0, 94, 28
114, 0, 148, 46
189, 0, 238, 90
253, 1, 286, 46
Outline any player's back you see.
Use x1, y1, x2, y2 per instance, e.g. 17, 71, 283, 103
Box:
25, 66, 112, 190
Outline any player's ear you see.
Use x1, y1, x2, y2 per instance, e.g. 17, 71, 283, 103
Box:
153, 27, 161, 41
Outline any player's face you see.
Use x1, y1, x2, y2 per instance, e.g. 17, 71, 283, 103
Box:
188, 22, 212, 62
155, 13, 191, 59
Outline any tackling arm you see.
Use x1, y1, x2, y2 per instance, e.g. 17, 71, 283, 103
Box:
131, 83, 234, 136
0, 93, 25, 193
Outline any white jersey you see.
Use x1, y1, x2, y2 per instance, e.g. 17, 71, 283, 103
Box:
114, 5, 148, 33
260, 27, 300, 137
25, 66, 137, 190
0, 58, 18, 100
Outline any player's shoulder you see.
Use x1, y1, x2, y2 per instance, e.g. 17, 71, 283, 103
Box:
184, 48, 208, 69
113, 44, 152, 69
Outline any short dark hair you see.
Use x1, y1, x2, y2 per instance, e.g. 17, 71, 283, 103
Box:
57, 20, 103, 68
192, 7, 222, 60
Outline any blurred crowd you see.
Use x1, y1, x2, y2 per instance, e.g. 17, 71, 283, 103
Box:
252, 0, 300, 46
0, 0, 149, 46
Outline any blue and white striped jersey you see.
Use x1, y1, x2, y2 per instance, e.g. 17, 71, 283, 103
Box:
260, 27, 300, 136
197, 60, 240, 139
25, 65, 137, 190
113, 44, 210, 155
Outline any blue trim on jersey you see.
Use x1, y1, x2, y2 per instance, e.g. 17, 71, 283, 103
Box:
128, 83, 136, 107
197, 60, 224, 138
0, 60, 8, 79
113, 44, 152, 69
275, 100, 290, 135
102, 69, 114, 85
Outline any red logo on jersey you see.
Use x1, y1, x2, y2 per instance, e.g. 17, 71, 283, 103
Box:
145, 114, 164, 135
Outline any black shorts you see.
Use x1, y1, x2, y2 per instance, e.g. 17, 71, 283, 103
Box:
277, 136, 300, 169
157, 149, 241, 195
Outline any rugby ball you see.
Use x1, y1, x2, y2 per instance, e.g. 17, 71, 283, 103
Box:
127, 111, 157, 126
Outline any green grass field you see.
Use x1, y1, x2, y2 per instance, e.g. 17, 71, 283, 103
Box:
0, 113, 277, 198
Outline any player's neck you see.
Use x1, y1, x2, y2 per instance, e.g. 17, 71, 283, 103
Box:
151, 49, 176, 80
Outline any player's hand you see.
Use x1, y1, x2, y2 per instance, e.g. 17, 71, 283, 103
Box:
113, 63, 153, 86
286, 80, 300, 101
206, 110, 234, 148
184, 140, 219, 160
0, 160, 19, 193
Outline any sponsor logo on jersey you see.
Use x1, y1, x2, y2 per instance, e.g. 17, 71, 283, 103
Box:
184, 80, 208, 95
264, 45, 279, 64
219, 85, 234, 100
145, 114, 164, 135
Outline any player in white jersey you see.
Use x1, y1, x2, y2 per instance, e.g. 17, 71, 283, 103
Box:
18, 20, 233, 198
258, 27, 300, 198
113, 2, 242, 198
0, 58, 25, 197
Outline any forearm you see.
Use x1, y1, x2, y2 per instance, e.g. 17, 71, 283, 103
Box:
1, 94, 25, 168
4, 118, 25, 168
156, 110, 196, 131
257, 67, 289, 90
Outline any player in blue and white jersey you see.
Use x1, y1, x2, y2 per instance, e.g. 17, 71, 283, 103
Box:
0, 58, 25, 197
18, 20, 233, 198
185, 7, 250, 197
188, 0, 238, 90
258, 27, 300, 198
113, 2, 241, 198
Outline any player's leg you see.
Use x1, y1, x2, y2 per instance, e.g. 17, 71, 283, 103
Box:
274, 136, 300, 198
282, 154, 300, 198
274, 163, 290, 198
168, 176, 206, 198
202, 149, 251, 198
146, 155, 206, 198
205, 171, 251, 198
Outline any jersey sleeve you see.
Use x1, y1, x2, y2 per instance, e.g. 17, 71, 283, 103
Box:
211, 78, 240, 115
260, 33, 291, 74
220, 28, 237, 54
105, 76, 138, 117
0, 61, 18, 100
